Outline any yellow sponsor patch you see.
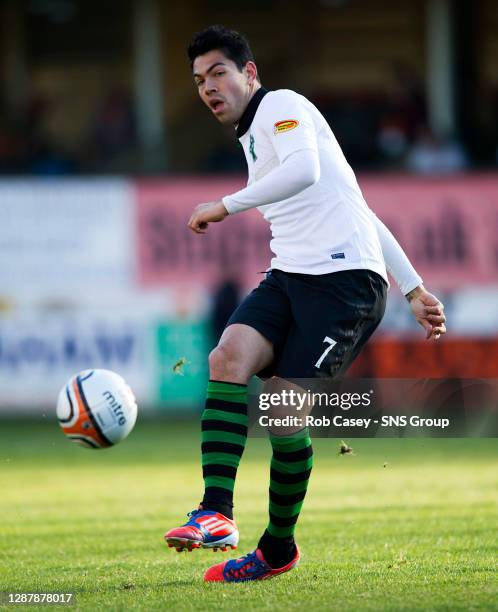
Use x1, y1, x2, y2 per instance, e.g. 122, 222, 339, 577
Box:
274, 119, 299, 134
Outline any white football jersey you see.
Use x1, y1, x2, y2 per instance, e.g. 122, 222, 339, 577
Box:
223, 88, 389, 283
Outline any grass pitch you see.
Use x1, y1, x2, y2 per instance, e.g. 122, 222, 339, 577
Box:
0, 418, 497, 611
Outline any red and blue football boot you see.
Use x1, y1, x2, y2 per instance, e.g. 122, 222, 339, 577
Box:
203, 545, 300, 582
164, 508, 239, 553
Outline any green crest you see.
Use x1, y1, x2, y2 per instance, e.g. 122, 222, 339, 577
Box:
249, 134, 257, 162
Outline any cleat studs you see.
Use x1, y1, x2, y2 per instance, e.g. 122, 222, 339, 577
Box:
176, 547, 183, 552
221, 547, 227, 552
168, 543, 173, 548
213, 547, 218, 552
230, 545, 237, 550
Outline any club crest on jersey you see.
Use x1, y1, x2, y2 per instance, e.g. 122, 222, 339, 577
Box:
249, 134, 257, 162
274, 119, 299, 134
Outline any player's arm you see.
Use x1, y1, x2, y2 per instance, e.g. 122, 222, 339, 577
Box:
188, 149, 320, 234
223, 148, 319, 212
187, 149, 319, 233
371, 213, 421, 295
224, 93, 321, 215
372, 213, 446, 340
188, 93, 320, 233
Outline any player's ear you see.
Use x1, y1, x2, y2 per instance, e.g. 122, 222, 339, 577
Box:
244, 61, 258, 85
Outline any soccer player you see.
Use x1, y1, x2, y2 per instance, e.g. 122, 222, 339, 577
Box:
164, 25, 446, 583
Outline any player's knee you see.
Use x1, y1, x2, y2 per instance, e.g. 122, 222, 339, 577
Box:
208, 343, 247, 383
208, 345, 223, 373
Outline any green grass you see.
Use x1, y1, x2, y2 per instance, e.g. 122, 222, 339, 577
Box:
0, 418, 497, 611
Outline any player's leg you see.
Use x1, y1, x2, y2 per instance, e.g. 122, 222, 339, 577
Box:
203, 376, 309, 581
255, 269, 387, 574
202, 379, 307, 582
198, 271, 292, 523
199, 323, 273, 518
203, 269, 387, 580
249, 376, 312, 569
166, 271, 292, 553
165, 323, 273, 552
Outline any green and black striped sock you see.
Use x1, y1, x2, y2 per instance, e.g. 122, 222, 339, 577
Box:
200, 380, 248, 520
258, 428, 313, 567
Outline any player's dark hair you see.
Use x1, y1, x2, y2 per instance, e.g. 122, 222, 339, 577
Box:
187, 25, 255, 72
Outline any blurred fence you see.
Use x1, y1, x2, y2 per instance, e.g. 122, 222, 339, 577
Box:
1, 174, 497, 414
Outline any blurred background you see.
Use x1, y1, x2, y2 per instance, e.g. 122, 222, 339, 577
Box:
0, 0, 497, 414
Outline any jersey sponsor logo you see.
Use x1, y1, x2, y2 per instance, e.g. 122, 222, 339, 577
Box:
274, 119, 299, 134
330, 252, 345, 259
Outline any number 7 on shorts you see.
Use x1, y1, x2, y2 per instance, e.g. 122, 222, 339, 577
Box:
314, 336, 337, 369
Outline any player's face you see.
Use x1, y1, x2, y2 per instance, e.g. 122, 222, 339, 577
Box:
193, 50, 256, 126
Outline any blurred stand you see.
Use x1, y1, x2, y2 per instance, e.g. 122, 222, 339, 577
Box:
376, 65, 427, 167
406, 125, 468, 174
87, 87, 137, 173
202, 128, 247, 174
0, 0, 497, 173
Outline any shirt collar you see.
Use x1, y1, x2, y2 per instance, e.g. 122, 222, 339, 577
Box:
236, 87, 269, 139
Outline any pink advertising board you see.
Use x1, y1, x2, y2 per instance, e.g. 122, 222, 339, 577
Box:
135, 178, 271, 291
360, 174, 498, 290
135, 174, 498, 291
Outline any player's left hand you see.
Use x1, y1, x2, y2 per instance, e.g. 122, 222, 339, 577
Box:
406, 285, 446, 340
188, 200, 228, 234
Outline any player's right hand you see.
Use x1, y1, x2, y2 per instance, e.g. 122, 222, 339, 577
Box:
188, 200, 228, 234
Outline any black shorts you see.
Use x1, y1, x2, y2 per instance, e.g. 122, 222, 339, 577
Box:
227, 268, 387, 379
